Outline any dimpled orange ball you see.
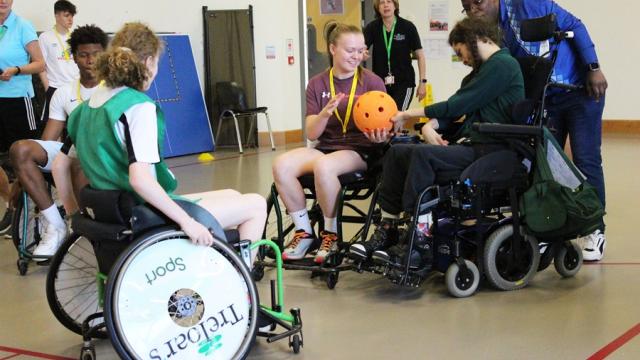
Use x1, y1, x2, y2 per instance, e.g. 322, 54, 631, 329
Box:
353, 91, 397, 133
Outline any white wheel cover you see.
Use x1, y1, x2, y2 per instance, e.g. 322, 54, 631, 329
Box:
113, 238, 251, 359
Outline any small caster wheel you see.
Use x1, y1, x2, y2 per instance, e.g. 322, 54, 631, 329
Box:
17, 259, 28, 276
252, 265, 265, 281
80, 345, 96, 360
445, 260, 479, 298
326, 272, 338, 289
554, 241, 583, 277
289, 334, 301, 354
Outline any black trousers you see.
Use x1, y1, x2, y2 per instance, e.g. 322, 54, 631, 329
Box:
40, 86, 57, 122
378, 144, 475, 214
386, 84, 415, 111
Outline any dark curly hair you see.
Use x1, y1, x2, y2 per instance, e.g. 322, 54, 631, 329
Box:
449, 17, 502, 69
54, 0, 76, 15
96, 22, 164, 90
67, 24, 108, 56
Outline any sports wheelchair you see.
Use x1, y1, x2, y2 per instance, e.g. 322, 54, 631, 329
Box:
46, 187, 303, 359
255, 168, 380, 289
357, 14, 591, 297
0, 150, 63, 275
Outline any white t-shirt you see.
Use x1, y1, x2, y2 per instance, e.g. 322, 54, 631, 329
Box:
49, 79, 98, 122
38, 29, 79, 89
88, 86, 160, 164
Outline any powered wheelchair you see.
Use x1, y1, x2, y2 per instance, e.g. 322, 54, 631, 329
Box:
46, 186, 303, 360
352, 14, 599, 297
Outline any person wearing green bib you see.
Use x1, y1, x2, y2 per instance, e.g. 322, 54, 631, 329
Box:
61, 22, 267, 249
272, 23, 386, 263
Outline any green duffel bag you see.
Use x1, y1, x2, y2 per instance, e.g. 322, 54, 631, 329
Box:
520, 127, 604, 239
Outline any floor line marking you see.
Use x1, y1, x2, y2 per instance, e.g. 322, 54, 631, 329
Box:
0, 346, 75, 360
587, 322, 640, 360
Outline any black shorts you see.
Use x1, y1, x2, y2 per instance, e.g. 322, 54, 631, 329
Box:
315, 146, 385, 172
0, 97, 39, 152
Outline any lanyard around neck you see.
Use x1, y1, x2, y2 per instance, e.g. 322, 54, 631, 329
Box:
53, 26, 71, 61
382, 18, 397, 74
329, 67, 359, 134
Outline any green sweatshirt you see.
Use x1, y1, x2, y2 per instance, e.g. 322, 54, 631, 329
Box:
425, 48, 524, 143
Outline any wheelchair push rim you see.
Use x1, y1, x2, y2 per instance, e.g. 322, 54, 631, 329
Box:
105, 228, 258, 360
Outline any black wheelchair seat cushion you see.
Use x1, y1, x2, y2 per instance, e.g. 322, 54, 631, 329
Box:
460, 150, 521, 185
298, 170, 370, 190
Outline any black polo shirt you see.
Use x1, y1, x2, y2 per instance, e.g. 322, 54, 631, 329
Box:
364, 16, 422, 88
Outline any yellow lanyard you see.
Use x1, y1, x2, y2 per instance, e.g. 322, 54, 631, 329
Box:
53, 26, 71, 61
329, 67, 359, 134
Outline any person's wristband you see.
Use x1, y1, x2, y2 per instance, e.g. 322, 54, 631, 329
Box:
15, 66, 21, 75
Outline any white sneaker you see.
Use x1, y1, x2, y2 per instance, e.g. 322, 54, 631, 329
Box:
579, 229, 606, 261
33, 224, 68, 257
282, 230, 315, 261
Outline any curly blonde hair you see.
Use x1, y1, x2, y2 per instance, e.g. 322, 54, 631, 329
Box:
96, 22, 164, 90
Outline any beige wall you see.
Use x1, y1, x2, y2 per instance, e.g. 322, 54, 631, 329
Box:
13, 0, 638, 138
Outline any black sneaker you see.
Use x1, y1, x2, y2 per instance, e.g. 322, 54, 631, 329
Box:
373, 230, 433, 269
349, 219, 399, 259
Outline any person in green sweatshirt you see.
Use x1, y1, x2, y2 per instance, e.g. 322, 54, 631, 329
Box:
349, 17, 524, 263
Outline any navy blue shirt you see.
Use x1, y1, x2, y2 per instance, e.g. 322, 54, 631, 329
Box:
499, 0, 599, 87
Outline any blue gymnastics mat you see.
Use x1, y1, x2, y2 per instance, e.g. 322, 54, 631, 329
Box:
146, 34, 214, 158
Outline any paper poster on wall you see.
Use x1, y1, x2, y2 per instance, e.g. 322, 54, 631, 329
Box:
429, 1, 449, 32
424, 38, 449, 59
320, 0, 344, 15
266, 45, 276, 60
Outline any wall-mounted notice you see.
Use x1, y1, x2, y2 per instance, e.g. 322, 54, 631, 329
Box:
266, 45, 276, 60
429, 1, 449, 32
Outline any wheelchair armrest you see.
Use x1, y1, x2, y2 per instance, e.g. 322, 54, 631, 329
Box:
473, 123, 542, 137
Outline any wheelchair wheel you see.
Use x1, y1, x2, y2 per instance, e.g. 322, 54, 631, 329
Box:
445, 260, 480, 298
553, 240, 582, 278
11, 193, 42, 256
46, 233, 107, 338
105, 228, 259, 360
483, 224, 540, 291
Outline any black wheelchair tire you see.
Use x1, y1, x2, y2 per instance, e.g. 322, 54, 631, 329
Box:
105, 227, 259, 360
46, 232, 108, 338
484, 224, 540, 291
11, 193, 41, 253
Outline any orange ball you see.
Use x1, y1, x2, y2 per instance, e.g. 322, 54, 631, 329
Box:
353, 91, 398, 133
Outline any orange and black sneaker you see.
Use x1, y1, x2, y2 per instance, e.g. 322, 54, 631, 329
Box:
315, 230, 338, 264
282, 230, 315, 261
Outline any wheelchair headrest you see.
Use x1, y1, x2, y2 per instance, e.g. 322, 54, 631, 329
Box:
79, 186, 137, 225
520, 14, 557, 42
214, 81, 248, 112
460, 150, 520, 185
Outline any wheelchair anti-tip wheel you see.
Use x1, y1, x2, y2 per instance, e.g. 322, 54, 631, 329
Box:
445, 259, 480, 298
46, 233, 107, 338
483, 224, 540, 291
105, 228, 259, 360
553, 240, 583, 277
